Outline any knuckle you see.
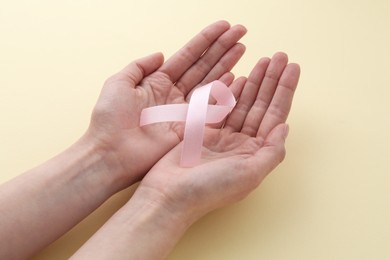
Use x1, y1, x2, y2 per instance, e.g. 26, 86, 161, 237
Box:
265, 69, 279, 81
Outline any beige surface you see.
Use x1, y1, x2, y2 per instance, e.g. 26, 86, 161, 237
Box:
1, 0, 389, 259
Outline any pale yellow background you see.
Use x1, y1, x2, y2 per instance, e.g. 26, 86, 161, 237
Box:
1, 0, 389, 259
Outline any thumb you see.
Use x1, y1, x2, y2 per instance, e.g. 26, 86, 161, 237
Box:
250, 123, 289, 176
265, 123, 289, 146
120, 52, 165, 86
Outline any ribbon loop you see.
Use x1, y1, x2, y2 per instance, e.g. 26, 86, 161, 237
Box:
140, 80, 236, 167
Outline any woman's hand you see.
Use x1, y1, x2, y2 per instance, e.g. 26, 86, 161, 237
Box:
72, 52, 300, 260
87, 21, 247, 186
136, 52, 301, 224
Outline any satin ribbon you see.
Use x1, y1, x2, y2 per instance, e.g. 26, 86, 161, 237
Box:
140, 80, 236, 167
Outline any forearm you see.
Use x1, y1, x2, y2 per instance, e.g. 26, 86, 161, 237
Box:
0, 135, 130, 259
71, 186, 193, 260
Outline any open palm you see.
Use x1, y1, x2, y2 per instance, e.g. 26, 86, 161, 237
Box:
137, 52, 301, 222
87, 21, 247, 183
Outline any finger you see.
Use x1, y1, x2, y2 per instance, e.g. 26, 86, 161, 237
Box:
223, 57, 270, 133
117, 52, 165, 87
176, 25, 247, 96
207, 77, 246, 129
200, 42, 246, 87
218, 72, 235, 86
212, 72, 239, 104
229, 76, 246, 100
185, 71, 236, 102
257, 63, 300, 138
186, 44, 245, 98
241, 52, 288, 137
159, 21, 231, 83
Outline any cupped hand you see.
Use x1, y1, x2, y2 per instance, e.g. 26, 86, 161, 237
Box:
136, 52, 301, 224
86, 21, 247, 185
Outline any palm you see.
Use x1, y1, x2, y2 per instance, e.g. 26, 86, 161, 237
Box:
89, 21, 247, 180
139, 52, 301, 220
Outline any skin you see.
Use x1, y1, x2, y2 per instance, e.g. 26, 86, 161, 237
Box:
89, 21, 248, 186
72, 52, 300, 259
0, 20, 301, 260
0, 21, 248, 259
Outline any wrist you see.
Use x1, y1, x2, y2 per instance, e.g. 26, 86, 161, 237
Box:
0, 131, 134, 259
129, 185, 197, 229
73, 184, 194, 259
112, 187, 195, 259
80, 130, 138, 193
132, 179, 213, 229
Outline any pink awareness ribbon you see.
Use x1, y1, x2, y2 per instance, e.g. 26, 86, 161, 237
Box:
139, 80, 236, 167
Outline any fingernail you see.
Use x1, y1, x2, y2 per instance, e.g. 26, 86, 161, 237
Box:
283, 124, 289, 139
